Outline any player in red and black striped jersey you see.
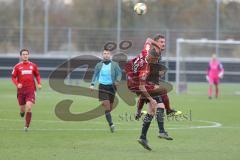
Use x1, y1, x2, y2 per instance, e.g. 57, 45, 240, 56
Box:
125, 34, 174, 150
125, 36, 160, 94
129, 35, 182, 121
12, 49, 41, 132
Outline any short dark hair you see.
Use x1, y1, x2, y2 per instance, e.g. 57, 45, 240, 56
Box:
20, 49, 29, 55
103, 46, 110, 52
153, 34, 165, 41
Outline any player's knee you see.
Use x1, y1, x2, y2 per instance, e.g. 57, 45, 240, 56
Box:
102, 101, 110, 110
154, 85, 160, 89
147, 105, 155, 116
26, 102, 33, 111
148, 111, 155, 116
26, 106, 32, 112
157, 102, 165, 109
103, 101, 109, 106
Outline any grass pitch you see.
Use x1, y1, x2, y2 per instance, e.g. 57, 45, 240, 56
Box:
0, 79, 240, 160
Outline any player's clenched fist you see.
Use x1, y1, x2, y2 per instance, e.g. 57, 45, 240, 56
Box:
37, 84, 42, 90
17, 83, 22, 89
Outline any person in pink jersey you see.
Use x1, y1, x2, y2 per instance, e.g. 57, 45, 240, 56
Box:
206, 54, 224, 99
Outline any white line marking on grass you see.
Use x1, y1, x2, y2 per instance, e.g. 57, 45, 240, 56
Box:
163, 120, 222, 130
190, 120, 222, 129
0, 118, 181, 127
0, 119, 223, 131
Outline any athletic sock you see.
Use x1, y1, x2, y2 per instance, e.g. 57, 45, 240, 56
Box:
156, 108, 165, 133
161, 94, 170, 111
20, 112, 25, 118
140, 113, 153, 140
208, 86, 212, 97
105, 110, 113, 126
25, 112, 32, 128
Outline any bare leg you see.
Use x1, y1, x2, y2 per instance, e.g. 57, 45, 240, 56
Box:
215, 84, 219, 98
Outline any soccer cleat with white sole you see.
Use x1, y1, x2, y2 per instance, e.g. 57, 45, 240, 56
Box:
110, 124, 115, 133
24, 127, 28, 132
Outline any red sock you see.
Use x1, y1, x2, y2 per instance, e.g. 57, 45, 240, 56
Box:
137, 96, 145, 112
161, 94, 171, 111
208, 85, 212, 97
25, 112, 32, 128
215, 85, 219, 98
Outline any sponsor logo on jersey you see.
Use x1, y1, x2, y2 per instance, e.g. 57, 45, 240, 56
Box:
21, 70, 32, 75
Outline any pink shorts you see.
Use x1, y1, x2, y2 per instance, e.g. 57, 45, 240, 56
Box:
17, 90, 36, 105
209, 77, 219, 85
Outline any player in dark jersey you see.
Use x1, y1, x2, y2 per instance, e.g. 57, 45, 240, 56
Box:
12, 49, 41, 132
125, 34, 173, 151
135, 60, 182, 120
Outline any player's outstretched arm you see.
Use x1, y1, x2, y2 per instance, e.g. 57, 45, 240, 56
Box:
145, 38, 160, 49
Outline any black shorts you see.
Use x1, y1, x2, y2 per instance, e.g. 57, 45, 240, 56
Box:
98, 84, 116, 103
141, 95, 163, 104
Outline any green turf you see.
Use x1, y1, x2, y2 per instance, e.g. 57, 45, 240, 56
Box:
0, 79, 240, 160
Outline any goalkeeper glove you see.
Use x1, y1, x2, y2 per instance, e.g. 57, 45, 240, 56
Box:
206, 75, 209, 81
218, 72, 224, 79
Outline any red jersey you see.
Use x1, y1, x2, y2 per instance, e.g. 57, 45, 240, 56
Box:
125, 39, 153, 88
12, 61, 41, 92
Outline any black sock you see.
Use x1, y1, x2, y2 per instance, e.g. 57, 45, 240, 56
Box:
140, 113, 153, 140
20, 112, 25, 118
105, 110, 113, 126
156, 108, 165, 133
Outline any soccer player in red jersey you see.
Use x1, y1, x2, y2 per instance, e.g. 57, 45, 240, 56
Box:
125, 34, 173, 150
12, 49, 42, 132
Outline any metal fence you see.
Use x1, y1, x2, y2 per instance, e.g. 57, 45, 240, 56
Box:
1, 27, 240, 57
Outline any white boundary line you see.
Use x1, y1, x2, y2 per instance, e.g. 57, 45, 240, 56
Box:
0, 118, 223, 131
0, 118, 187, 126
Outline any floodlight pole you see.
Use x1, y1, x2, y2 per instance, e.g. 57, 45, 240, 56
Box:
215, 0, 221, 56
117, 0, 122, 51
19, 0, 24, 50
44, 0, 49, 54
